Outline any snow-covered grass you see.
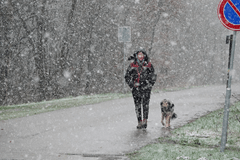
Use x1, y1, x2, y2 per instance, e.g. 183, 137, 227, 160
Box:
0, 93, 131, 121
0, 86, 193, 121
129, 143, 239, 160
128, 102, 240, 160
0, 85, 202, 121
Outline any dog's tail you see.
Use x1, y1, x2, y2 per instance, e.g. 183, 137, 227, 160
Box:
171, 113, 177, 119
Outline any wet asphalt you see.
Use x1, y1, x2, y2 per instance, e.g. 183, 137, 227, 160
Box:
1, 84, 240, 160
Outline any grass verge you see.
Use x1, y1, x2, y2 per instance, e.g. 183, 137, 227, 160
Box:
128, 102, 240, 160
0, 93, 131, 121
0, 85, 202, 121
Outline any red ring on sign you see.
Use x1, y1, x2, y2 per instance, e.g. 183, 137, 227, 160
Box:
218, 0, 240, 31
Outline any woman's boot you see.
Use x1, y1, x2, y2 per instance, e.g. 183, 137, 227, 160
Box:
137, 120, 142, 129
142, 119, 147, 129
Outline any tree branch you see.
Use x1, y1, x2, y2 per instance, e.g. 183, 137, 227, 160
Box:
236, 115, 240, 123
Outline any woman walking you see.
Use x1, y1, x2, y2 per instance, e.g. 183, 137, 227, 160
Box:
125, 49, 157, 129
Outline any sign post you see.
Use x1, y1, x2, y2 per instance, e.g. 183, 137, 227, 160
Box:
118, 26, 131, 91
217, 0, 240, 152
220, 31, 236, 152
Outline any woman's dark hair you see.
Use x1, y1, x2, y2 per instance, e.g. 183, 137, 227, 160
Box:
128, 49, 149, 63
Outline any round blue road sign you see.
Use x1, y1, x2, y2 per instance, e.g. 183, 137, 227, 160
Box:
218, 0, 240, 31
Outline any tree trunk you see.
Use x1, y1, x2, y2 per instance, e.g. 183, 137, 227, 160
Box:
35, 0, 47, 101
59, 0, 77, 73
0, 2, 12, 105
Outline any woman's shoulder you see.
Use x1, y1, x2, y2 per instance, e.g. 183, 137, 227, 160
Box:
145, 62, 151, 67
130, 62, 138, 67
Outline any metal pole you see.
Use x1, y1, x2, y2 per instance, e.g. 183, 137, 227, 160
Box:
226, 35, 233, 87
220, 31, 237, 152
123, 43, 126, 90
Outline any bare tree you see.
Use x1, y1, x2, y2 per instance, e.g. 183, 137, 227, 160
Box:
1, 0, 237, 106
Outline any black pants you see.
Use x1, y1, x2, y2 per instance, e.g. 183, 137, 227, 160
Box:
132, 88, 151, 122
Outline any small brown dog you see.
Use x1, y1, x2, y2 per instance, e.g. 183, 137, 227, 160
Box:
160, 99, 177, 128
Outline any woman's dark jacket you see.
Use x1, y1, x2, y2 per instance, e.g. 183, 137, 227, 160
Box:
124, 50, 157, 91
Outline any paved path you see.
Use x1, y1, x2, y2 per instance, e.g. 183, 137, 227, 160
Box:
1, 84, 240, 160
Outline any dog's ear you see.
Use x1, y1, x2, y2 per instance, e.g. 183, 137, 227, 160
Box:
160, 102, 163, 106
168, 102, 171, 106
172, 104, 174, 107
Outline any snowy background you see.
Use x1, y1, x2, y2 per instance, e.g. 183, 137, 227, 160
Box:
1, 0, 240, 106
